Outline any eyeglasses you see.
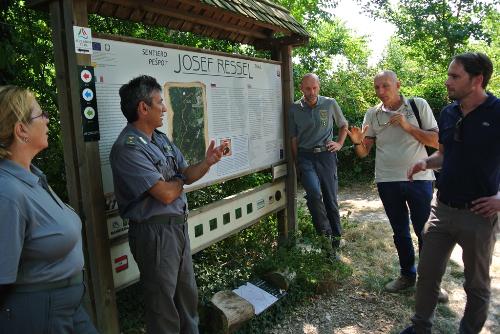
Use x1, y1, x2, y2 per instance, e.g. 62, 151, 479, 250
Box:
454, 116, 464, 142
30, 110, 49, 120
375, 109, 393, 131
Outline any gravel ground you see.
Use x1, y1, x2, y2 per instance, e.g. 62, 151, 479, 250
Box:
267, 185, 499, 334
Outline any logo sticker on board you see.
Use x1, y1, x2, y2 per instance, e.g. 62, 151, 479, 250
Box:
82, 88, 94, 101
83, 106, 96, 120
73, 26, 92, 54
78, 65, 99, 141
80, 69, 92, 83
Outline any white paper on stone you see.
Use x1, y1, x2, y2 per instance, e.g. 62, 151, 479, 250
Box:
233, 282, 278, 315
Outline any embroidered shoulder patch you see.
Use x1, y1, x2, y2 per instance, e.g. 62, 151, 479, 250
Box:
125, 135, 137, 146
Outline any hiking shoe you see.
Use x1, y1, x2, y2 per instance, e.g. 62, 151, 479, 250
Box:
385, 276, 416, 292
339, 238, 347, 249
399, 325, 416, 334
438, 287, 449, 303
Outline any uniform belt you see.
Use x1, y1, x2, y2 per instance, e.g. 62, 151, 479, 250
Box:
437, 193, 473, 210
14, 271, 84, 293
299, 146, 328, 153
130, 214, 188, 225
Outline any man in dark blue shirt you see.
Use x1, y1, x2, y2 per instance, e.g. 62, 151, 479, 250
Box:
402, 53, 500, 334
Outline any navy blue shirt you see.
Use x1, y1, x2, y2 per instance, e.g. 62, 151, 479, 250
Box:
437, 93, 500, 203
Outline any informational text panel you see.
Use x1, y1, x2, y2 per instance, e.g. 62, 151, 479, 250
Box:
91, 38, 284, 203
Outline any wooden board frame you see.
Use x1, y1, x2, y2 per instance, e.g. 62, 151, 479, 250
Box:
36, 1, 299, 332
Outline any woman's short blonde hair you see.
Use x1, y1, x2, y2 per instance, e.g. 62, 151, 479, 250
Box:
0, 85, 36, 159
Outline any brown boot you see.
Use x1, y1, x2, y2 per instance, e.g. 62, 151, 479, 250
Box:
385, 276, 416, 292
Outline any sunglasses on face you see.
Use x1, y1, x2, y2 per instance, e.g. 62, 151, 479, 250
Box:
454, 117, 464, 142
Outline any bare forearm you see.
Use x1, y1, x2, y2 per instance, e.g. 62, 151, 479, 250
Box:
149, 179, 184, 204
406, 126, 439, 149
354, 138, 373, 158
183, 160, 211, 185
337, 125, 348, 146
424, 150, 444, 170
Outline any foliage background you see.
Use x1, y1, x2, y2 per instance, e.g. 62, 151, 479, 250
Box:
2, 0, 499, 193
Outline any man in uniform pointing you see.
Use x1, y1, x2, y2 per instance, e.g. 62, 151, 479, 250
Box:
110, 75, 226, 334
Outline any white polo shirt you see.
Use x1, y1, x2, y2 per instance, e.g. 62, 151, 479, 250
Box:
363, 97, 438, 183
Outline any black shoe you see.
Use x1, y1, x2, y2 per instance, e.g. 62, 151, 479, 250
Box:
438, 287, 449, 303
399, 325, 416, 334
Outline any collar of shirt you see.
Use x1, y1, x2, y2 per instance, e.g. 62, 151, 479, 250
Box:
0, 159, 41, 188
377, 95, 409, 114
448, 92, 497, 118
299, 96, 325, 110
125, 123, 151, 145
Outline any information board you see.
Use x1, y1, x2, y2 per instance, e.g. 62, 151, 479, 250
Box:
91, 38, 284, 200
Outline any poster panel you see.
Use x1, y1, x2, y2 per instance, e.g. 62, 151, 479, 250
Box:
91, 38, 284, 206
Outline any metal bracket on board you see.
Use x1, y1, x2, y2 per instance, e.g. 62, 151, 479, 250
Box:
272, 163, 287, 180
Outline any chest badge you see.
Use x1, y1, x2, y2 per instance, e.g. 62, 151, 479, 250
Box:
164, 143, 173, 152
319, 109, 329, 127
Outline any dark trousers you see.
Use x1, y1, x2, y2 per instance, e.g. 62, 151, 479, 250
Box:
411, 200, 498, 334
0, 284, 97, 334
377, 181, 433, 278
297, 151, 341, 245
129, 221, 199, 334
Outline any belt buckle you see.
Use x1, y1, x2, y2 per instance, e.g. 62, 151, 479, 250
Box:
313, 147, 322, 153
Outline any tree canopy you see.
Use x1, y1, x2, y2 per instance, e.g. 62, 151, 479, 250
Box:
1, 0, 499, 191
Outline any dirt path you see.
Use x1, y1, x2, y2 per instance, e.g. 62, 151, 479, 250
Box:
268, 185, 499, 334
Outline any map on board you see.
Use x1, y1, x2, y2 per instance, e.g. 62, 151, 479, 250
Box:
164, 82, 208, 165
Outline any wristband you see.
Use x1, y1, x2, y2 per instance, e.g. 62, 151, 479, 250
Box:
353, 142, 362, 146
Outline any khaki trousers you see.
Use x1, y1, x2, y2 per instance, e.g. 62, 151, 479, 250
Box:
411, 199, 498, 334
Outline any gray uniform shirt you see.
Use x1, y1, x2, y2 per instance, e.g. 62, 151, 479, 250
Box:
0, 159, 84, 285
110, 124, 188, 221
289, 96, 348, 149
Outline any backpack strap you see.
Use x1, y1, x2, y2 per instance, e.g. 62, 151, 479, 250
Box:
409, 98, 422, 129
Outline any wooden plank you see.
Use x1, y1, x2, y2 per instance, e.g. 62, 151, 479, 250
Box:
98, 1, 116, 16
48, 0, 120, 333
274, 44, 297, 244
93, 32, 282, 65
178, 0, 292, 34
100, 0, 270, 40
210, 291, 254, 333
48, 0, 81, 222
115, 4, 133, 19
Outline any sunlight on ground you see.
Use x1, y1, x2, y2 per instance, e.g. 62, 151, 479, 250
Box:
339, 198, 388, 223
303, 323, 318, 334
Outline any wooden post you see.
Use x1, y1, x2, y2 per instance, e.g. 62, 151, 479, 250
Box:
273, 44, 297, 245
210, 291, 255, 333
48, 0, 120, 332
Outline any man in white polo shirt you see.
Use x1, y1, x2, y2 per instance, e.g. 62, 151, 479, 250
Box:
347, 71, 445, 299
